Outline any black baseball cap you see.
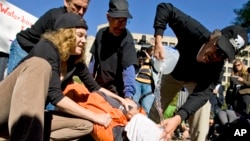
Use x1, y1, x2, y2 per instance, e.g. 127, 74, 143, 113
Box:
217, 25, 248, 61
54, 13, 88, 30
108, 0, 132, 19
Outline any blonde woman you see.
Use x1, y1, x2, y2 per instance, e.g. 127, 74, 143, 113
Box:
0, 13, 129, 141
231, 59, 250, 116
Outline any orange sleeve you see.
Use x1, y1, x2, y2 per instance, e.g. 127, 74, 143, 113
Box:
63, 83, 128, 141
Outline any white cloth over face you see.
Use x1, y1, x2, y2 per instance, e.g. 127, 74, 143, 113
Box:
125, 113, 164, 141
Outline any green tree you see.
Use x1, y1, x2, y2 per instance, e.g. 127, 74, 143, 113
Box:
233, 1, 250, 33
233, 1, 250, 57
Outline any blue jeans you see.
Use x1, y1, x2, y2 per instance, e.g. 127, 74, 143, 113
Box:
133, 80, 155, 115
46, 103, 55, 110
0, 53, 8, 80
7, 39, 28, 74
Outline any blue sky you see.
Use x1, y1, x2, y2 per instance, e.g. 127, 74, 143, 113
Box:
7, 0, 248, 37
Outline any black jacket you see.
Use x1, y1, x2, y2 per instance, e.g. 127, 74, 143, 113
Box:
154, 3, 224, 120
16, 7, 67, 52
22, 39, 100, 106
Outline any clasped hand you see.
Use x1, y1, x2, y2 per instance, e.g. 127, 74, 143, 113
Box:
95, 113, 112, 128
159, 115, 182, 141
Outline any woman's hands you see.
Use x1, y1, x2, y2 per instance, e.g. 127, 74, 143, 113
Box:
94, 113, 112, 128
237, 76, 244, 82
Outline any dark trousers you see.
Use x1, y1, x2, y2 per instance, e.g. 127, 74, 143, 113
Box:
236, 94, 250, 116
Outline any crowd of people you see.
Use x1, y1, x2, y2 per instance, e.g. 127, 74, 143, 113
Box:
0, 0, 249, 141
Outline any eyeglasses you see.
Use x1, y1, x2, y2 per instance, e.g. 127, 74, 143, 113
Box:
235, 64, 241, 67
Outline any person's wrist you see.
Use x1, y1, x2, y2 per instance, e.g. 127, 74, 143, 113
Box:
124, 92, 133, 100
125, 96, 133, 100
173, 115, 182, 125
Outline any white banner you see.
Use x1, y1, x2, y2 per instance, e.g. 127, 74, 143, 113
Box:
0, 0, 37, 54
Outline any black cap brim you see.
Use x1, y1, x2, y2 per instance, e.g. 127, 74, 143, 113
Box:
54, 13, 88, 30
217, 35, 235, 62
109, 12, 132, 19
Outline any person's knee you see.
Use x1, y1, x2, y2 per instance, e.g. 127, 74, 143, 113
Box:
75, 119, 94, 134
50, 119, 93, 140
83, 120, 94, 134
